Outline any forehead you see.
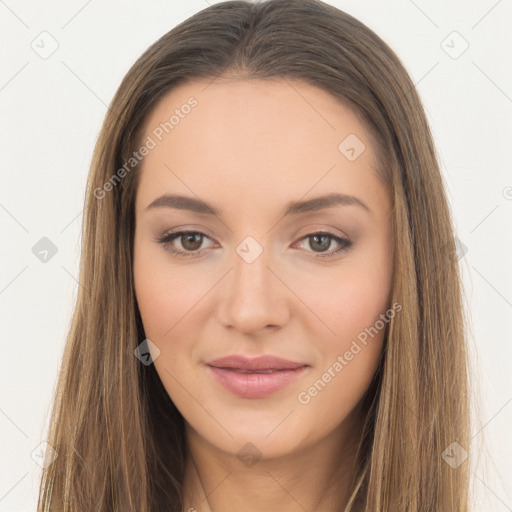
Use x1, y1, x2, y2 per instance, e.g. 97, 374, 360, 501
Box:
134, 78, 388, 217
139, 77, 372, 155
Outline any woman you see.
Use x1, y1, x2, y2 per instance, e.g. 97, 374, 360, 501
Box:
37, 0, 471, 510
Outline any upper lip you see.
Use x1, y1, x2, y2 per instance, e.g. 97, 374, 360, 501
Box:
207, 355, 308, 371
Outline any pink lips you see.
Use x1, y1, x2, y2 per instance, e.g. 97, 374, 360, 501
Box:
206, 355, 309, 398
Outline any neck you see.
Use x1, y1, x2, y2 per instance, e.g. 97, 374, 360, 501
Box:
182, 407, 364, 512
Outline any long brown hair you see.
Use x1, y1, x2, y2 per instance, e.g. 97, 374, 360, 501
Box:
37, 1, 471, 510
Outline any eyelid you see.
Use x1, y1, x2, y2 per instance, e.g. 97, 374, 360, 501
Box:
156, 227, 352, 259
292, 231, 352, 259
155, 229, 217, 255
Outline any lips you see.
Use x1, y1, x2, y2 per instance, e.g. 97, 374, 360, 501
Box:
206, 355, 309, 398
207, 354, 307, 371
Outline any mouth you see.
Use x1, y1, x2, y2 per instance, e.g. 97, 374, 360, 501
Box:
214, 368, 295, 374
205, 355, 310, 398
206, 354, 308, 372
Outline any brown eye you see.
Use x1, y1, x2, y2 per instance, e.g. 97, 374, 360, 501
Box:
156, 230, 352, 260
157, 230, 214, 258
309, 234, 331, 252
296, 231, 353, 258
180, 232, 204, 251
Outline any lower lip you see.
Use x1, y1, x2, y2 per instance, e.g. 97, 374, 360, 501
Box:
207, 365, 309, 398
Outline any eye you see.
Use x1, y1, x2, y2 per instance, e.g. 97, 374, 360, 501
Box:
156, 230, 353, 259
156, 230, 215, 258
294, 231, 353, 258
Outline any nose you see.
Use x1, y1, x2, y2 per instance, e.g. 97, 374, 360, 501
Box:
216, 240, 290, 335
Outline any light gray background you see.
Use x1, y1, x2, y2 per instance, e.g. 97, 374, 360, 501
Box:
1, 0, 511, 510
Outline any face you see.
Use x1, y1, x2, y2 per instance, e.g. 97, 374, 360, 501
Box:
133, 77, 394, 459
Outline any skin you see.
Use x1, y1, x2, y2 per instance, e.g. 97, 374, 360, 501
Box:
133, 77, 394, 512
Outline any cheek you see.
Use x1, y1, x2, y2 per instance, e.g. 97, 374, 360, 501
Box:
294, 276, 390, 433
133, 242, 208, 341
133, 251, 203, 399
133, 264, 172, 341
294, 258, 392, 346
292, 249, 392, 409
305, 275, 388, 388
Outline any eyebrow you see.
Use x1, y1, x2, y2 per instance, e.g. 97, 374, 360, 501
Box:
144, 192, 371, 216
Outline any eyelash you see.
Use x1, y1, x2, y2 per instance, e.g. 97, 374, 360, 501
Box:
156, 230, 353, 259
